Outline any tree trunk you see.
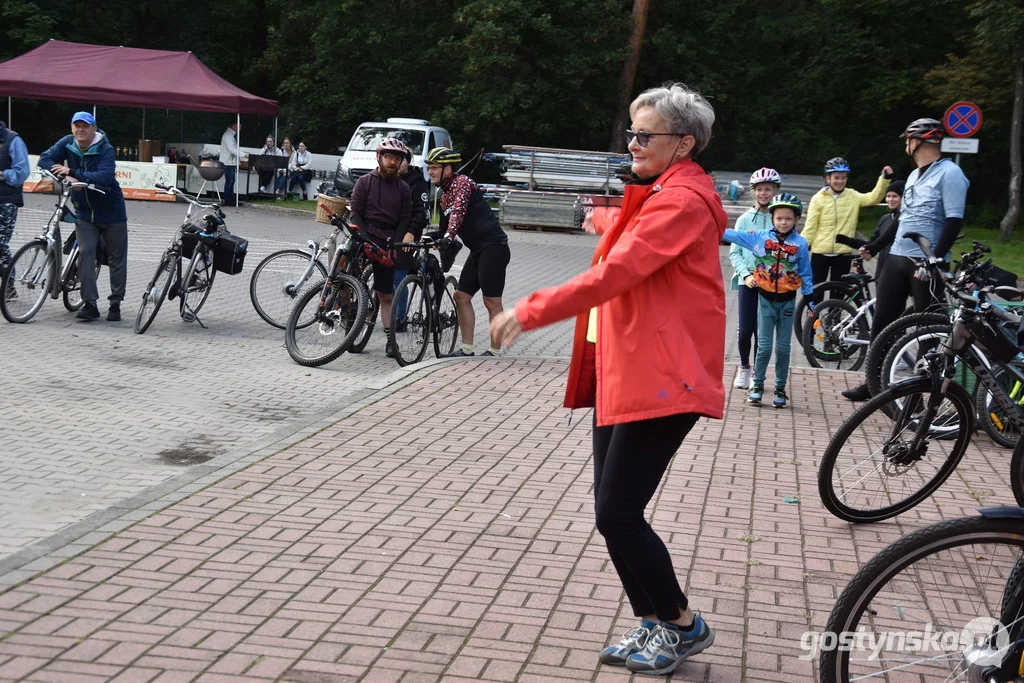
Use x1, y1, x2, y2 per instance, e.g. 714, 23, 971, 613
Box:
999, 57, 1023, 242
609, 0, 651, 153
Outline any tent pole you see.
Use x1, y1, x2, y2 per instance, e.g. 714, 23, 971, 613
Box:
142, 108, 145, 140
274, 118, 278, 147
7, 97, 10, 128
236, 113, 240, 208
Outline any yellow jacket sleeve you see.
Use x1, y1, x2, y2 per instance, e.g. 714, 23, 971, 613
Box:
801, 192, 824, 248
857, 175, 891, 207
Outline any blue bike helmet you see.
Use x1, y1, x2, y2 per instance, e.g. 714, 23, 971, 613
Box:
824, 157, 851, 174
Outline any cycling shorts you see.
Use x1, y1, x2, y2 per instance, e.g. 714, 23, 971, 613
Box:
458, 243, 511, 298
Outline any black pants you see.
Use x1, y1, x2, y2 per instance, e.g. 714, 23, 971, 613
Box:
870, 254, 944, 338
811, 254, 853, 304
593, 412, 700, 621
737, 285, 758, 367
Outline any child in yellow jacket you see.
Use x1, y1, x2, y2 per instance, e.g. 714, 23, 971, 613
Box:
801, 157, 893, 302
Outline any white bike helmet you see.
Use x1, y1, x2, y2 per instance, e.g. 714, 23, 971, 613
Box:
749, 167, 782, 187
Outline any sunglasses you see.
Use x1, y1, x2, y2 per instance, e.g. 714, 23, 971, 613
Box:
625, 129, 680, 148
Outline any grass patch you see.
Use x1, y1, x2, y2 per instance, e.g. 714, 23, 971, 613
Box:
250, 198, 318, 212
857, 206, 1024, 277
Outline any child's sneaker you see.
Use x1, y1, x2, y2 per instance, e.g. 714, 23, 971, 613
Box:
598, 619, 657, 666
733, 365, 752, 389
625, 615, 715, 675
773, 388, 788, 409
748, 384, 764, 405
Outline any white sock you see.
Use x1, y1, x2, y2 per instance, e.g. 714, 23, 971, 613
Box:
461, 343, 473, 354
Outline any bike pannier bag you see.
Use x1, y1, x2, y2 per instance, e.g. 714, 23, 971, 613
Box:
213, 231, 248, 275
181, 229, 199, 259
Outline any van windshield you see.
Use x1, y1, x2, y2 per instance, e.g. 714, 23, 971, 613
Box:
349, 127, 426, 155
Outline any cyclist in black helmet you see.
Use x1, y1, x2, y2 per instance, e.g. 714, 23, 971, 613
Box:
842, 118, 969, 401
426, 146, 511, 357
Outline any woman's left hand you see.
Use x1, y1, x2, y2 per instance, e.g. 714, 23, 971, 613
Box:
491, 309, 523, 347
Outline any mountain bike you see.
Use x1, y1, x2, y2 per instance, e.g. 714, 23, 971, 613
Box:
389, 236, 460, 367
794, 256, 872, 347
818, 233, 1024, 523
862, 239, 998, 398
0, 169, 104, 323
802, 276, 875, 371
283, 208, 369, 366
819, 506, 1024, 683
134, 184, 237, 334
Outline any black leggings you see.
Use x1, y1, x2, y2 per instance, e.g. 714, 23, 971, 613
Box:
811, 254, 853, 304
737, 285, 758, 367
870, 254, 944, 338
593, 412, 700, 621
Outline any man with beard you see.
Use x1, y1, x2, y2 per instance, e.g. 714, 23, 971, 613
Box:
841, 119, 967, 401
391, 151, 431, 325
349, 137, 412, 357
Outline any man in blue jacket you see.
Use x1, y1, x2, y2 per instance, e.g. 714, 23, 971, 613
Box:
39, 112, 128, 321
0, 119, 30, 297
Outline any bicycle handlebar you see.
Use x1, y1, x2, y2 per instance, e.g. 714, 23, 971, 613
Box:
38, 168, 106, 194
155, 183, 224, 216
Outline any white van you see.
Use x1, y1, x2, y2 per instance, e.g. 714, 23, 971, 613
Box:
333, 117, 453, 196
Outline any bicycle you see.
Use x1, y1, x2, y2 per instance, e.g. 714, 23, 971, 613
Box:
134, 184, 241, 334
862, 239, 998, 398
818, 233, 1024, 523
819, 507, 1024, 683
793, 256, 872, 347
802, 272, 877, 371
249, 231, 332, 329
0, 169, 104, 323
283, 208, 369, 367
389, 236, 460, 367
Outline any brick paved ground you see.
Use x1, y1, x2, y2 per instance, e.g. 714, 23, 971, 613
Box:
0, 196, 586, 559
0, 357, 1012, 682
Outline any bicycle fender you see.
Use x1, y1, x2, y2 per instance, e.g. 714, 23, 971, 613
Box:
979, 506, 1024, 520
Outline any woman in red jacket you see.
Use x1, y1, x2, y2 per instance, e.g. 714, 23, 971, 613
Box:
491, 83, 727, 676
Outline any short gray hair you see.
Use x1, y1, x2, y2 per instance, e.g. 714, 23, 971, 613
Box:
629, 82, 715, 156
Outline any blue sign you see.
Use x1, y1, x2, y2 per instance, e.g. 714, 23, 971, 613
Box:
944, 102, 983, 139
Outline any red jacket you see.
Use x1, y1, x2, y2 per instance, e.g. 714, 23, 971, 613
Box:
515, 159, 728, 426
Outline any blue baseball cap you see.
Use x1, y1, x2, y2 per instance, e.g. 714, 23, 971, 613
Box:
71, 111, 96, 126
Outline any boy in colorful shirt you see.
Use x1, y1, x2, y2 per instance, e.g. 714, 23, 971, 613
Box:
722, 193, 813, 408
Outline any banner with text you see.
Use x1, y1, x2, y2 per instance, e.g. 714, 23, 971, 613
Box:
24, 155, 179, 201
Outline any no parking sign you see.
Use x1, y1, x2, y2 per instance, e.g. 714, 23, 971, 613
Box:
944, 102, 983, 138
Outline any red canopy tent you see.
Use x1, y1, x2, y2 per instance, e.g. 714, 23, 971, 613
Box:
0, 40, 279, 116
0, 40, 280, 205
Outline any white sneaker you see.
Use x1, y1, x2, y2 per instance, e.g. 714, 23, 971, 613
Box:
734, 366, 752, 389
259, 185, 266, 192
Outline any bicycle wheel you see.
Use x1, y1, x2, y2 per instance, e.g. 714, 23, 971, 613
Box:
134, 251, 176, 334
794, 282, 856, 348
880, 324, 953, 391
820, 514, 1024, 683
804, 299, 870, 371
980, 362, 1024, 450
249, 248, 327, 329
865, 311, 951, 398
349, 264, 379, 354
285, 273, 367, 367
433, 275, 459, 358
0, 240, 55, 323
390, 274, 430, 366
180, 248, 216, 322
61, 252, 86, 312
818, 375, 975, 523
